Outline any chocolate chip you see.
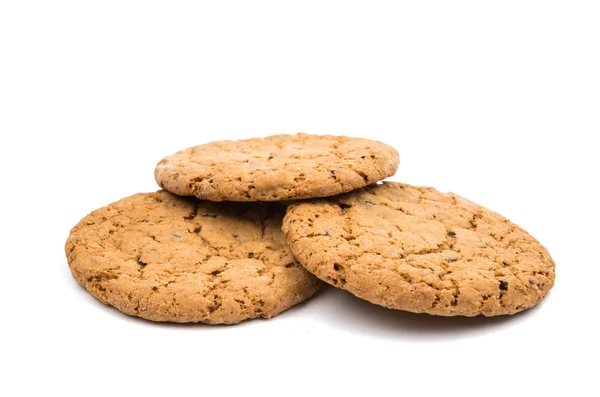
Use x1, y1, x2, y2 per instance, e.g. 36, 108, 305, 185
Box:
499, 281, 509, 290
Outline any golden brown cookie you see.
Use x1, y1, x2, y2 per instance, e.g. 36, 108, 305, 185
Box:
282, 182, 555, 316
154, 133, 399, 202
65, 191, 320, 324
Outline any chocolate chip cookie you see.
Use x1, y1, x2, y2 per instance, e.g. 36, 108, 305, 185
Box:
155, 133, 399, 202
282, 182, 555, 316
66, 191, 321, 323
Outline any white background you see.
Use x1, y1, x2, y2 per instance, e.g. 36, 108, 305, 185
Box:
1, 1, 599, 396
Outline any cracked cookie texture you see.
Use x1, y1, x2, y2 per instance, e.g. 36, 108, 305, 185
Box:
154, 133, 399, 202
65, 191, 321, 324
282, 182, 555, 316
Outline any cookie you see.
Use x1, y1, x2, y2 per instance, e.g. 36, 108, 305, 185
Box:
282, 182, 555, 316
65, 191, 321, 324
154, 133, 399, 202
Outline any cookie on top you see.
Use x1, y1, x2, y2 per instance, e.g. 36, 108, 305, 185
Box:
155, 133, 399, 202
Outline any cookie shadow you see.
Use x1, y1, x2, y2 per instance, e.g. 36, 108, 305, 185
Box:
315, 286, 547, 340
66, 263, 548, 336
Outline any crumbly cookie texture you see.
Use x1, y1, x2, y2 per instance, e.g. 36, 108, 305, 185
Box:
65, 191, 320, 324
282, 182, 555, 316
154, 133, 399, 202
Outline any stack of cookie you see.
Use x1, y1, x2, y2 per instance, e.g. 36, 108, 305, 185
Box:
65, 133, 555, 324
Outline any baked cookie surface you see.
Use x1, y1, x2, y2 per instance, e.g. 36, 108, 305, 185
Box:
154, 133, 399, 202
65, 191, 320, 324
282, 182, 555, 316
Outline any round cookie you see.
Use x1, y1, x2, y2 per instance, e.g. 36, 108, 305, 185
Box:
282, 182, 555, 316
65, 191, 321, 324
154, 133, 399, 202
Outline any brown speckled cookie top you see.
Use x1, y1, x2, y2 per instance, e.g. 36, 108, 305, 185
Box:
154, 133, 399, 202
65, 191, 320, 324
282, 182, 555, 316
